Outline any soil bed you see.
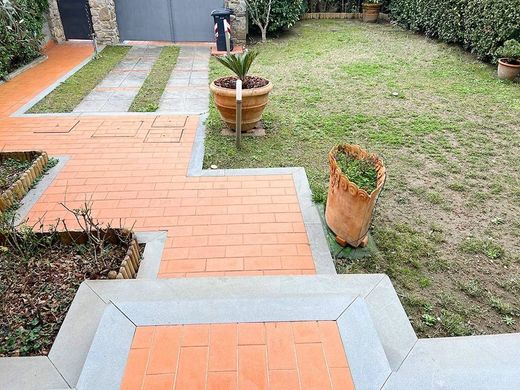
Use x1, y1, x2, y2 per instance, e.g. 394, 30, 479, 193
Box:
0, 158, 33, 192
214, 76, 269, 89
0, 230, 141, 357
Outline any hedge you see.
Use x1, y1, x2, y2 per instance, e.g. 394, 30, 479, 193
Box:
267, 0, 304, 33
0, 0, 48, 79
390, 0, 520, 62
304, 0, 392, 13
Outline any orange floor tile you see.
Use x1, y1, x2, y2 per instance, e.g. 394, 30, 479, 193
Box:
120, 322, 355, 390
0, 42, 317, 277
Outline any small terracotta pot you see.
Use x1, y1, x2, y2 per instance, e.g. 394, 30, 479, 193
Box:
210, 78, 273, 131
497, 59, 520, 81
325, 144, 386, 248
362, 3, 381, 23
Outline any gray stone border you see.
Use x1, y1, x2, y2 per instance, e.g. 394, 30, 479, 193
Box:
187, 114, 337, 275
75, 275, 520, 390
0, 55, 48, 85
14, 156, 69, 225
0, 232, 166, 390
135, 231, 168, 279
76, 274, 403, 389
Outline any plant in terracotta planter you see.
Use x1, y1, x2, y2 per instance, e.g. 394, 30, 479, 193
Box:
210, 50, 273, 131
362, 0, 381, 23
496, 39, 520, 81
325, 144, 386, 248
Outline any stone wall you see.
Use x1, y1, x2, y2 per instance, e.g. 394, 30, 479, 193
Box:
226, 0, 248, 44
47, 0, 65, 43
88, 0, 120, 44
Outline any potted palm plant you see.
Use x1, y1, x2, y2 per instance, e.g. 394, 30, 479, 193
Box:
497, 39, 520, 81
325, 144, 386, 248
362, 0, 382, 23
210, 51, 273, 131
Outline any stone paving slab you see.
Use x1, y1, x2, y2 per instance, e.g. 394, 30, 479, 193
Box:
74, 46, 162, 114
157, 46, 210, 114
383, 334, 520, 390
0, 356, 69, 390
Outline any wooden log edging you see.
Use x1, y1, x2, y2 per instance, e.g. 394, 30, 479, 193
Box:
56, 228, 142, 280
302, 12, 389, 21
302, 13, 361, 20
0, 151, 49, 214
116, 234, 142, 279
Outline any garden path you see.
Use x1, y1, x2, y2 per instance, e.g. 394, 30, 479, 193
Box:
0, 42, 315, 278
157, 46, 210, 114
73, 46, 162, 113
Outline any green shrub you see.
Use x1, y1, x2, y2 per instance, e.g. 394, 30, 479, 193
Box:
304, 0, 391, 13
0, 0, 48, 79
390, 0, 520, 62
267, 0, 304, 32
497, 39, 520, 62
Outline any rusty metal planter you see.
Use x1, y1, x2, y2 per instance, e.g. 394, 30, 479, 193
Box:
0, 151, 49, 214
325, 144, 386, 248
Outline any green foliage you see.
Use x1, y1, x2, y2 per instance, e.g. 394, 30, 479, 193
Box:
268, 0, 304, 32
497, 39, 520, 62
247, 0, 304, 35
0, 0, 48, 79
334, 150, 378, 193
215, 50, 258, 81
390, 0, 520, 62
304, 0, 390, 13
0, 158, 32, 191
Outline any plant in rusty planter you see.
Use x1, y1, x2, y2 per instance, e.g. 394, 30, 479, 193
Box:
325, 144, 386, 248
210, 50, 273, 131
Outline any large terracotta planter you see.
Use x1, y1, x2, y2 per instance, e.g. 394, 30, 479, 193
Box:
325, 144, 386, 248
362, 3, 381, 23
210, 78, 273, 131
497, 59, 520, 81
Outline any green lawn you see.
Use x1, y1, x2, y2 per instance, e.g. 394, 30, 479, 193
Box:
129, 46, 179, 112
28, 46, 130, 113
204, 20, 520, 338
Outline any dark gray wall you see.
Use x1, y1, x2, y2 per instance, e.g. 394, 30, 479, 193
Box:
115, 0, 224, 42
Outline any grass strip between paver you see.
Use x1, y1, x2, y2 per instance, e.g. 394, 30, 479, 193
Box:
129, 46, 180, 112
28, 46, 130, 113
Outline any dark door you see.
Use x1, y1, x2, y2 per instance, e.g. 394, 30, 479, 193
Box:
114, 0, 173, 42
171, 0, 223, 42
57, 0, 92, 40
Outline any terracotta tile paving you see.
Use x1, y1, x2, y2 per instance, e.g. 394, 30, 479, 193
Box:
0, 42, 316, 278
120, 322, 355, 390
